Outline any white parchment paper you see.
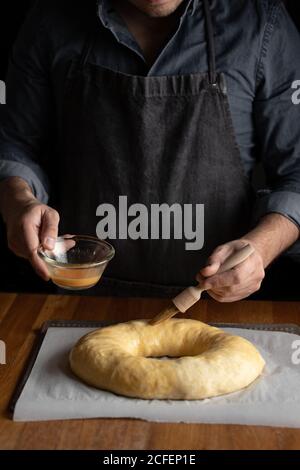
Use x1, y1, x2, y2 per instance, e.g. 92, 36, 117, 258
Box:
13, 327, 300, 426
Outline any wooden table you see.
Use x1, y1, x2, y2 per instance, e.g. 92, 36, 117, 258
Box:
0, 293, 300, 450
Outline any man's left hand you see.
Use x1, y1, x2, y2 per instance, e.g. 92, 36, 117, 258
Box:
197, 239, 265, 302
197, 214, 300, 302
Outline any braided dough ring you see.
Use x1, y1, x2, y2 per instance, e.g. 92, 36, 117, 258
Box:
69, 319, 265, 400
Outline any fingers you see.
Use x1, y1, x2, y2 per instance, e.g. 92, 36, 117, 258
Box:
201, 252, 258, 290
64, 239, 76, 252
60, 234, 76, 252
40, 208, 60, 250
200, 241, 239, 278
22, 216, 50, 281
7, 204, 60, 281
196, 239, 265, 303
29, 252, 50, 281
205, 255, 264, 302
207, 279, 263, 302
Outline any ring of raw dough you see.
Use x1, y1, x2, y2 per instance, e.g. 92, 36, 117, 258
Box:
69, 319, 265, 400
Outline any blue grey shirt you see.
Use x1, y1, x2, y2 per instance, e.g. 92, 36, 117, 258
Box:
1, 0, 300, 237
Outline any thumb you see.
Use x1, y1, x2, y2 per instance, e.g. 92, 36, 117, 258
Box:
40, 208, 60, 250
198, 261, 221, 279
199, 243, 235, 278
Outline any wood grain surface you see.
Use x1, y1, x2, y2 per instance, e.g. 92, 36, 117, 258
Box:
0, 293, 300, 450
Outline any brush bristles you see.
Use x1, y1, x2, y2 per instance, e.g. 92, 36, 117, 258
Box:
148, 304, 180, 325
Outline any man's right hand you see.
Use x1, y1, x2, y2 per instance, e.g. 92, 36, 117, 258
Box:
0, 177, 60, 280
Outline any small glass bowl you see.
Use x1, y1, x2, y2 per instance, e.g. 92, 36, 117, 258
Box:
38, 235, 115, 290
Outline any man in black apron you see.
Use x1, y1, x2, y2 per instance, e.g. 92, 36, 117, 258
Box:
0, 0, 299, 300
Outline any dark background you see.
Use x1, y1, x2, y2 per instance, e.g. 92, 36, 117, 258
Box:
0, 1, 33, 81
0, 1, 299, 297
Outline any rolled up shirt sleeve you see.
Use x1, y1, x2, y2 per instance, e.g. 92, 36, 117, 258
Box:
0, 1, 52, 204
253, 2, 300, 231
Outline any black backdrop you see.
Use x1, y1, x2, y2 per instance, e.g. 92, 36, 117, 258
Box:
0, 0, 34, 81
0, 1, 299, 295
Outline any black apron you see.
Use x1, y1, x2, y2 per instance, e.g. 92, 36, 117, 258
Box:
57, 0, 253, 297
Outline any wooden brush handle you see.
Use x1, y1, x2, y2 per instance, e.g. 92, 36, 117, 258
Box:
217, 243, 254, 274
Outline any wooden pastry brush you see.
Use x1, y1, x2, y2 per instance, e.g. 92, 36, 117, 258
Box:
149, 243, 254, 325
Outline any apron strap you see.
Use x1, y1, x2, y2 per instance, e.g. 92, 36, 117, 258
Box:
203, 0, 217, 85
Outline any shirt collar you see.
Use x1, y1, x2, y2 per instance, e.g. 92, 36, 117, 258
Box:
96, 0, 199, 27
